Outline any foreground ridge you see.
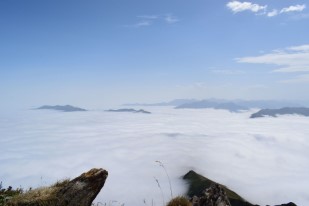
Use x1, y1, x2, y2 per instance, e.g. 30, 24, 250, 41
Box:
6, 168, 108, 206
183, 170, 297, 206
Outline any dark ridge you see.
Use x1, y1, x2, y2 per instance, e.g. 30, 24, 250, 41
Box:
250, 107, 309, 118
175, 100, 248, 112
36, 105, 87, 112
183, 170, 296, 206
183, 170, 255, 206
106, 108, 151, 114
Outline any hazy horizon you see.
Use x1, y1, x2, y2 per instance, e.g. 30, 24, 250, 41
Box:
3, 97, 309, 112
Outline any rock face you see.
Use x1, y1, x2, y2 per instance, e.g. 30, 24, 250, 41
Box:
189, 183, 297, 206
191, 183, 231, 206
6, 168, 108, 206
183, 170, 297, 206
36, 105, 87, 112
250, 107, 309, 118
183, 170, 254, 206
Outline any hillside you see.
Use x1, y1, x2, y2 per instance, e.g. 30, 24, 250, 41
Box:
36, 105, 87, 112
175, 100, 248, 112
183, 170, 296, 206
250, 107, 309, 118
106, 108, 151, 114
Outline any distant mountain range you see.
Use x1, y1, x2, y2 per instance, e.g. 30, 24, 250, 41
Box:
250, 107, 309, 118
36, 105, 87, 112
175, 100, 249, 112
125, 99, 303, 112
123, 99, 197, 106
106, 108, 151, 114
233, 100, 302, 109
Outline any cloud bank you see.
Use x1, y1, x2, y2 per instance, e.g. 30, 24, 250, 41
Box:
236, 44, 309, 83
164, 14, 179, 24
226, 1, 266, 13
126, 14, 179, 28
236, 44, 309, 73
281, 4, 306, 14
1, 108, 309, 205
226, 1, 306, 17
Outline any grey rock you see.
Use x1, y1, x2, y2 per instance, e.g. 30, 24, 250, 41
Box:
6, 168, 108, 206
191, 184, 231, 206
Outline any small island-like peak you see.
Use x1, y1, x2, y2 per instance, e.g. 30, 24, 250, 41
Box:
36, 105, 87, 112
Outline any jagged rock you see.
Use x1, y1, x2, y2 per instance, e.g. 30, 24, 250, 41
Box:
6, 168, 108, 206
274, 203, 297, 206
183, 170, 297, 206
191, 183, 231, 206
183, 170, 254, 206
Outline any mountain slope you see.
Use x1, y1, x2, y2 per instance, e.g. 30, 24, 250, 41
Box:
183, 170, 255, 206
106, 108, 151, 114
250, 107, 309, 118
36, 105, 87, 112
176, 100, 248, 112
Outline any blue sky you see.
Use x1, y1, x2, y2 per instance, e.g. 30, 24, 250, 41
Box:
1, 0, 309, 109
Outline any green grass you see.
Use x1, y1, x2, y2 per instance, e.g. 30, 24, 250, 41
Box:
0, 183, 23, 206
1, 179, 70, 206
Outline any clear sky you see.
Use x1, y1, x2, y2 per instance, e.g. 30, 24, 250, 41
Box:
1, 0, 309, 109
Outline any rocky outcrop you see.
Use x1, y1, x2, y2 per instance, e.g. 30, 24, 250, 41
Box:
183, 170, 296, 206
191, 183, 231, 206
6, 168, 108, 206
183, 170, 253, 206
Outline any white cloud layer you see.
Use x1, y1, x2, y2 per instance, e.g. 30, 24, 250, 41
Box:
281, 4, 306, 13
126, 14, 179, 28
226, 1, 266, 13
288, 44, 309, 52
1, 108, 309, 205
268, 4, 306, 17
164, 14, 179, 24
127, 21, 152, 28
267, 9, 278, 17
236, 44, 309, 73
226, 1, 306, 17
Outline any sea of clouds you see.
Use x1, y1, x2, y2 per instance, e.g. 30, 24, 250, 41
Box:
1, 107, 309, 205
